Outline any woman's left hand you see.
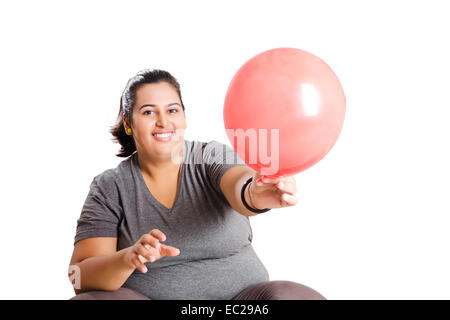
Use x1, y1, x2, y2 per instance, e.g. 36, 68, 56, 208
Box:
247, 172, 298, 210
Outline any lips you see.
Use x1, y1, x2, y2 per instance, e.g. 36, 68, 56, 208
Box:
152, 131, 174, 142
152, 131, 174, 135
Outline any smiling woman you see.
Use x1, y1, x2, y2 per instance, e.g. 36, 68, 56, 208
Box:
110, 69, 186, 159
68, 68, 326, 300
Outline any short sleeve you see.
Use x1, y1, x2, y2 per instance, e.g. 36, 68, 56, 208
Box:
202, 140, 247, 195
74, 173, 122, 245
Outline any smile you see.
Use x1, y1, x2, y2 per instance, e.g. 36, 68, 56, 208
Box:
152, 131, 174, 142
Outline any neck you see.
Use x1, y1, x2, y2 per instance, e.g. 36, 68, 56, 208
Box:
137, 141, 185, 180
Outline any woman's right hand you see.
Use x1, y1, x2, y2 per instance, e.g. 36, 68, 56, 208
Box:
123, 229, 180, 273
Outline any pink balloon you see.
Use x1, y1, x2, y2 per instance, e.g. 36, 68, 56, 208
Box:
223, 48, 345, 176
223, 47, 346, 177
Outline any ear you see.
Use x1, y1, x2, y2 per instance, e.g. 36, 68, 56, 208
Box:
123, 113, 131, 130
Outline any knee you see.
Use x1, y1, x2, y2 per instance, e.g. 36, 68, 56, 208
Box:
266, 280, 326, 300
69, 287, 150, 300
69, 290, 112, 300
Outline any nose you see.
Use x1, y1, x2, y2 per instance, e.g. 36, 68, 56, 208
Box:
155, 112, 169, 127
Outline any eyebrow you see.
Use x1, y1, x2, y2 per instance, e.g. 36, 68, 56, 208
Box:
139, 103, 181, 110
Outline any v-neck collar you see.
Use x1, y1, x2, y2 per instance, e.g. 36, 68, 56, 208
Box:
133, 140, 187, 213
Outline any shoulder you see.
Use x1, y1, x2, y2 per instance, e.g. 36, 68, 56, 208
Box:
184, 139, 235, 164
92, 168, 117, 187
89, 155, 133, 197
194, 139, 228, 156
185, 139, 223, 151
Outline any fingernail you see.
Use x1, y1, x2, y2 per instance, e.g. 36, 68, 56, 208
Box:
278, 182, 284, 188
282, 193, 290, 201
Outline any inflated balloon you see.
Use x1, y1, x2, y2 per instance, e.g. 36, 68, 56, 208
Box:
223, 47, 346, 177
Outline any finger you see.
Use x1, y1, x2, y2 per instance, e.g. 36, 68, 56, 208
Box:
281, 193, 298, 206
262, 174, 295, 183
139, 264, 148, 273
276, 180, 297, 195
255, 177, 280, 188
137, 244, 157, 262
144, 243, 159, 254
135, 255, 148, 273
160, 244, 180, 257
137, 254, 147, 264
259, 175, 283, 185
254, 179, 268, 187
253, 172, 263, 181
150, 229, 166, 242
141, 234, 161, 250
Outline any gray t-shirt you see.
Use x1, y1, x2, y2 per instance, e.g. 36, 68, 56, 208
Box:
74, 139, 270, 299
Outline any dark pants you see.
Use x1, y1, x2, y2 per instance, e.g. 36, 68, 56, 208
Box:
69, 281, 326, 300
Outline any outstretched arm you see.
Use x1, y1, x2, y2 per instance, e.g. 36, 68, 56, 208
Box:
220, 166, 299, 217
219, 166, 260, 217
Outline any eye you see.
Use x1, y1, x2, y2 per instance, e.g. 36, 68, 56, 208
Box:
143, 110, 154, 115
169, 109, 178, 113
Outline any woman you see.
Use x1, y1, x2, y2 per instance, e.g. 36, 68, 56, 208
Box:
68, 69, 326, 300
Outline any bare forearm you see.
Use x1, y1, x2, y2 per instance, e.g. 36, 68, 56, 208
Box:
235, 171, 260, 217
72, 248, 135, 294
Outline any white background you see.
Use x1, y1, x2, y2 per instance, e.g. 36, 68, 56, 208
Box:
0, 0, 449, 299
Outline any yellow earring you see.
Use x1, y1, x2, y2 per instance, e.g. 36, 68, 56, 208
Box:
127, 128, 132, 134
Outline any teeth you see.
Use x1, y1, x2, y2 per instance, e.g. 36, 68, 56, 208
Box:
154, 132, 173, 138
